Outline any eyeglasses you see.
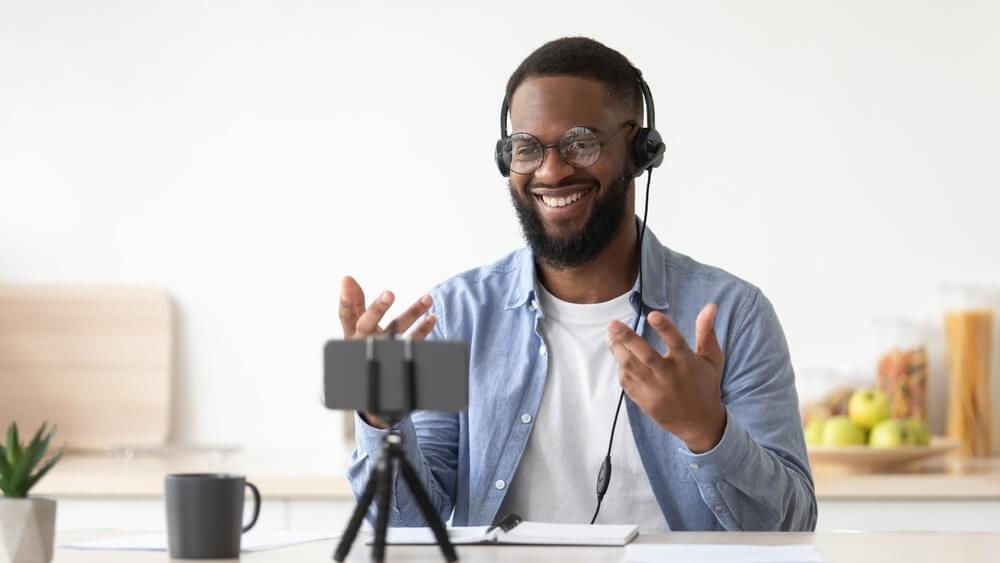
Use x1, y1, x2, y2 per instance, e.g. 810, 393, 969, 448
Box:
500, 121, 636, 175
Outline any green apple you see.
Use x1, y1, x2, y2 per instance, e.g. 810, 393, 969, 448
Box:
901, 418, 931, 446
869, 419, 905, 448
821, 416, 867, 446
847, 388, 891, 430
804, 419, 825, 445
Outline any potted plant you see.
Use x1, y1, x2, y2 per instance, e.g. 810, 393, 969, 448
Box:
0, 423, 62, 563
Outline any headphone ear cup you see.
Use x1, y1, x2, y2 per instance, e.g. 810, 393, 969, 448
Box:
495, 138, 510, 177
631, 127, 665, 177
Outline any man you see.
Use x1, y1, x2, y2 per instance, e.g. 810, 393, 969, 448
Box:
339, 37, 816, 532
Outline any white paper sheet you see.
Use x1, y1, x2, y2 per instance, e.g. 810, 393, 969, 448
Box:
368, 522, 638, 546
62, 529, 337, 552
368, 526, 493, 545
625, 543, 824, 563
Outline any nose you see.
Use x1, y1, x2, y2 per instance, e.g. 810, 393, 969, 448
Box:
530, 146, 575, 184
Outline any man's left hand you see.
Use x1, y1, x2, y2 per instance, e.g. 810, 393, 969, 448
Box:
607, 304, 726, 453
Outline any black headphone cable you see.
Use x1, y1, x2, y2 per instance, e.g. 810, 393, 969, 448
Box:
590, 167, 654, 524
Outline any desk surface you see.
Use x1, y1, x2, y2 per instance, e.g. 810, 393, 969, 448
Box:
36, 449, 1000, 501
54, 530, 1000, 562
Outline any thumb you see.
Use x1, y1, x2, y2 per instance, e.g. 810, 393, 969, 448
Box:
338, 276, 367, 336
694, 303, 723, 367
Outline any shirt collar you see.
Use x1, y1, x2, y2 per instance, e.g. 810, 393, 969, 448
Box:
504, 218, 670, 312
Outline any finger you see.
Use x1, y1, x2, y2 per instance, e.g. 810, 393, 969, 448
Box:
390, 294, 434, 335
355, 290, 394, 336
618, 367, 642, 399
409, 314, 437, 341
647, 311, 690, 356
608, 320, 666, 371
608, 336, 654, 383
339, 276, 367, 337
695, 303, 724, 367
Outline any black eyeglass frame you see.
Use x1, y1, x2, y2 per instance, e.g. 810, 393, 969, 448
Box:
501, 120, 637, 175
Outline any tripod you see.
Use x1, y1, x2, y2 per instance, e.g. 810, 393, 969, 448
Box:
333, 336, 459, 562
333, 421, 458, 562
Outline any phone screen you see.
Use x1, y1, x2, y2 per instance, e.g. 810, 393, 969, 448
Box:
323, 339, 469, 414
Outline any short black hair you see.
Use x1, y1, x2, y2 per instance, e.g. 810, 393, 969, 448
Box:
505, 37, 643, 118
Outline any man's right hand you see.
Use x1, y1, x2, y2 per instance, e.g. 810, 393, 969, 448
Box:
339, 275, 437, 429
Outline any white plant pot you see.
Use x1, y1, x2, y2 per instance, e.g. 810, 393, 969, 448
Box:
0, 497, 56, 563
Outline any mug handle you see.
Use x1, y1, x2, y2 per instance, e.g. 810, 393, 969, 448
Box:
242, 481, 261, 533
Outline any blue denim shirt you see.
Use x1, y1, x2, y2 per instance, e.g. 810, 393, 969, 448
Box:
349, 224, 817, 531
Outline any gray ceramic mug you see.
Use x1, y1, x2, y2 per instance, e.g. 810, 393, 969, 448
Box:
165, 473, 261, 559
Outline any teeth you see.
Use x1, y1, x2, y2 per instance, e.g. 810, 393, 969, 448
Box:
540, 189, 588, 208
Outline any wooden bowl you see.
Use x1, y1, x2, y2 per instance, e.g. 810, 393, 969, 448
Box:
807, 436, 961, 472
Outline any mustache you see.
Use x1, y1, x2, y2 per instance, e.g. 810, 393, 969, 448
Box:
508, 173, 633, 194
525, 177, 600, 192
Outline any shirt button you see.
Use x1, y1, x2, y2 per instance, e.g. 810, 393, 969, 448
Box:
530, 299, 539, 310
688, 463, 699, 470
539, 345, 547, 356
520, 413, 532, 424
495, 480, 506, 490
713, 505, 723, 512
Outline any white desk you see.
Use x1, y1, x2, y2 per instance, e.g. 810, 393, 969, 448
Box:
54, 530, 1000, 562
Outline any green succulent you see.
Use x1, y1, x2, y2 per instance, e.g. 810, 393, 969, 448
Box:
0, 422, 63, 498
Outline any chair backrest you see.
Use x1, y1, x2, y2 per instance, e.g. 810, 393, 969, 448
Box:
0, 284, 173, 450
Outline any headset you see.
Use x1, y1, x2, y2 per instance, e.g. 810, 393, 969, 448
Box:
494, 68, 666, 524
494, 70, 665, 178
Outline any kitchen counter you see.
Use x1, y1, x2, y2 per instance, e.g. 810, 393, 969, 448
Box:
31, 449, 1000, 531
36, 449, 1000, 500
812, 455, 1000, 500
34, 448, 354, 499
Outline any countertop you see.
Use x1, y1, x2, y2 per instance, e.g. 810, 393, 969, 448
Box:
33, 448, 1000, 501
34, 448, 354, 499
812, 454, 1000, 500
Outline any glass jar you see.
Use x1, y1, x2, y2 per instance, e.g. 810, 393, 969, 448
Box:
872, 317, 930, 421
941, 284, 997, 457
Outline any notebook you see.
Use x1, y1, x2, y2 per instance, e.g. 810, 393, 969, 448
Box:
367, 514, 638, 546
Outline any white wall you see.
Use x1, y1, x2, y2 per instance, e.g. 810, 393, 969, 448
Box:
2, 0, 998, 448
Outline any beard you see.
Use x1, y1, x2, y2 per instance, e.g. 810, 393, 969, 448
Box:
508, 171, 633, 271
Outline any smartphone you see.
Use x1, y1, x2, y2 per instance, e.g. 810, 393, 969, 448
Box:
323, 339, 469, 414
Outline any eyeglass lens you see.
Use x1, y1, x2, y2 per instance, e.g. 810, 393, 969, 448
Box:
505, 126, 602, 175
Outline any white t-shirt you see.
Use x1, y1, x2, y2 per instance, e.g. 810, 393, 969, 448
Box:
497, 281, 670, 533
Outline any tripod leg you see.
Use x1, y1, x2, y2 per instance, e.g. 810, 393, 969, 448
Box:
397, 455, 459, 562
371, 456, 393, 563
333, 464, 380, 562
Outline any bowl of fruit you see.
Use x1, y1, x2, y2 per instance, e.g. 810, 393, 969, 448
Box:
803, 388, 959, 471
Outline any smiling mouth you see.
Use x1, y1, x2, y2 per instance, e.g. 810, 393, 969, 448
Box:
534, 187, 594, 209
